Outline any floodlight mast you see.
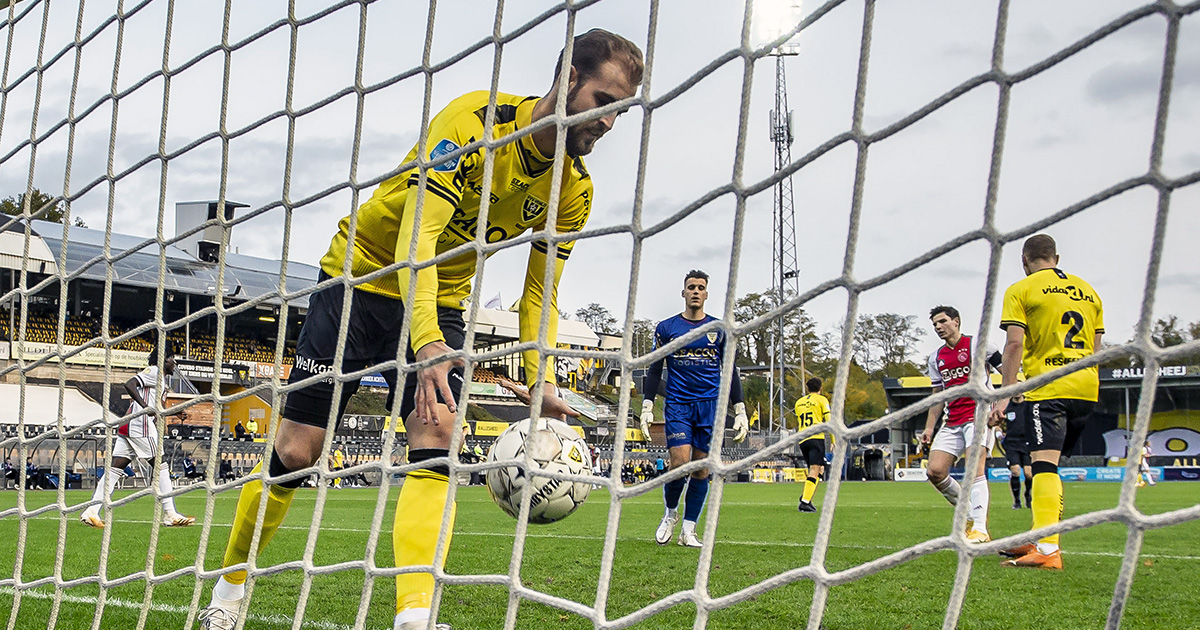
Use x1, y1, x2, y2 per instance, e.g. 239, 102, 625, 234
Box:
767, 35, 802, 436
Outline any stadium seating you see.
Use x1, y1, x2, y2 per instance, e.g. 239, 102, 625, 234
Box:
0, 308, 295, 364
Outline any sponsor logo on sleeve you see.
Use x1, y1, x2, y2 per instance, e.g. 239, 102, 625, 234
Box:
429, 139, 461, 172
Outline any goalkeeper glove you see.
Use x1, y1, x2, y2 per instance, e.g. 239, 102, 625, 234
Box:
732, 402, 748, 443
639, 399, 654, 439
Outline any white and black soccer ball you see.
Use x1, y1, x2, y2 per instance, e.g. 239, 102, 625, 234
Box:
485, 417, 592, 524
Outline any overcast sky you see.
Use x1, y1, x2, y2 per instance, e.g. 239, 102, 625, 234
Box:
1, 0, 1197, 360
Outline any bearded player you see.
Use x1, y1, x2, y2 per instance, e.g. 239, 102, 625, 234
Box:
919, 305, 1001, 543
640, 270, 748, 548
990, 234, 1103, 570
200, 29, 642, 630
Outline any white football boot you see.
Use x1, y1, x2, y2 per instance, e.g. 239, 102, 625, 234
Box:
198, 606, 238, 630
655, 512, 679, 546
677, 529, 703, 549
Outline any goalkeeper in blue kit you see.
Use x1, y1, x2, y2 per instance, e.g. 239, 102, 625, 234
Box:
640, 270, 748, 548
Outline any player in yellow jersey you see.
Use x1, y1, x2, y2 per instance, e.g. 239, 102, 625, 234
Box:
794, 378, 830, 513
200, 30, 643, 630
989, 234, 1103, 571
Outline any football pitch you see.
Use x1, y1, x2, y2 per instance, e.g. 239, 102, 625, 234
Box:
1, 481, 1197, 629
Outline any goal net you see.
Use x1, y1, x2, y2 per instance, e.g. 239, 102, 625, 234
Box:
1, 1, 1197, 629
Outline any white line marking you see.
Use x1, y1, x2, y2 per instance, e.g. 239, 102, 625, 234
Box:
16, 515, 1200, 561
0, 587, 353, 630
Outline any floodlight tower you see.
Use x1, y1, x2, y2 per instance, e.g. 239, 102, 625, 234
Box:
767, 7, 802, 435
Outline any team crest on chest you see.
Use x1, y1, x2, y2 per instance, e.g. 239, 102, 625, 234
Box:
957, 350, 969, 363
706, 332, 718, 344
522, 195, 547, 222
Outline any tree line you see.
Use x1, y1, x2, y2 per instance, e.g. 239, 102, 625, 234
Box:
574, 291, 930, 423
1, 188, 87, 227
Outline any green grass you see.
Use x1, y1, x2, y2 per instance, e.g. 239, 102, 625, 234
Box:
1, 481, 1197, 629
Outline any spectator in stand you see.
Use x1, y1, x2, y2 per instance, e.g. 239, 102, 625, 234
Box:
246, 418, 259, 438
655, 456, 665, 479
184, 456, 206, 481
219, 456, 236, 481
3, 458, 17, 490
26, 457, 41, 490
234, 422, 248, 441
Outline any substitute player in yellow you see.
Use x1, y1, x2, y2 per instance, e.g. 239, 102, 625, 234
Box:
989, 234, 1103, 570
200, 29, 642, 630
794, 378, 830, 513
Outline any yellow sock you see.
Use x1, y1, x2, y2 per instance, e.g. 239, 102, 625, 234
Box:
801, 476, 819, 503
394, 469, 456, 614
221, 462, 297, 584
1031, 471, 1064, 548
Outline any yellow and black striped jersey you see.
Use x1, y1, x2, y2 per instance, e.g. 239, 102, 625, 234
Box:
1000, 268, 1104, 402
319, 91, 592, 383
794, 393, 830, 441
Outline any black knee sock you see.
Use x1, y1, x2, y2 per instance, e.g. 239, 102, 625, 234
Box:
1024, 476, 1033, 497
1010, 476, 1021, 502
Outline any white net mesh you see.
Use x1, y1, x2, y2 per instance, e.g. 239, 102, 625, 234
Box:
2, 1, 1199, 629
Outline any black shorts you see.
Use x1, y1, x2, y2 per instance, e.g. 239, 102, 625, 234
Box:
800, 439, 826, 467
1004, 446, 1031, 468
282, 274, 465, 428
1028, 398, 1095, 453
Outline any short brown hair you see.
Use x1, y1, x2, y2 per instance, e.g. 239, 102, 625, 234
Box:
1022, 234, 1057, 263
929, 305, 959, 321
554, 29, 644, 86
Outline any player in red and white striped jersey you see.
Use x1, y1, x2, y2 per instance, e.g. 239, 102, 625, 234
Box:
919, 305, 1001, 543
80, 354, 194, 528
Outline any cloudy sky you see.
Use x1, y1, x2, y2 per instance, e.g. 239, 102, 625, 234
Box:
1, 0, 1197, 360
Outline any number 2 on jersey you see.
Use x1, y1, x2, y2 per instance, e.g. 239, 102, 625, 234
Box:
1062, 311, 1085, 349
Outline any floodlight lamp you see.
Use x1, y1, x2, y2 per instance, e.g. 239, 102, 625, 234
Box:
752, 0, 803, 56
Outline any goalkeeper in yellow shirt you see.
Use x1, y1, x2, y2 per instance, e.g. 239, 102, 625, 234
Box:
200, 29, 642, 630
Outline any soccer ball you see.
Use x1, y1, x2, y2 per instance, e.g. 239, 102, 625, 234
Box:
485, 417, 592, 524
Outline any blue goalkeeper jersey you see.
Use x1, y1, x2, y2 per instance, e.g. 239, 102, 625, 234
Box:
652, 314, 729, 402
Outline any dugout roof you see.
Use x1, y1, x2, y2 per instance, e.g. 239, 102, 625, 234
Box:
0, 383, 112, 427
1, 221, 318, 308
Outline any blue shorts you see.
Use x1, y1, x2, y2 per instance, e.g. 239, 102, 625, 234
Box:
664, 399, 717, 451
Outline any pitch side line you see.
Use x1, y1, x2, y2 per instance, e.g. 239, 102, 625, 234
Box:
0, 587, 353, 630
21, 516, 1200, 561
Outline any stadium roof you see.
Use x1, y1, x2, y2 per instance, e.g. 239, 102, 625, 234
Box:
0, 220, 318, 308
471, 307, 600, 348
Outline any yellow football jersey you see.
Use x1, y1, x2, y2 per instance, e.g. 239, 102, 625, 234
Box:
794, 393, 830, 441
319, 91, 592, 383
1000, 268, 1104, 402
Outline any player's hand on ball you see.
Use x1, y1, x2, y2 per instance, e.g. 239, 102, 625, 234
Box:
539, 387, 580, 420
639, 399, 654, 438
732, 402, 748, 443
414, 341, 463, 425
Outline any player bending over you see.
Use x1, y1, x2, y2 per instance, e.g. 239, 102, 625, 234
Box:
1001, 394, 1033, 509
640, 270, 748, 548
200, 29, 642, 630
80, 353, 194, 528
919, 305, 1001, 543
990, 234, 1103, 570
794, 378, 831, 513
